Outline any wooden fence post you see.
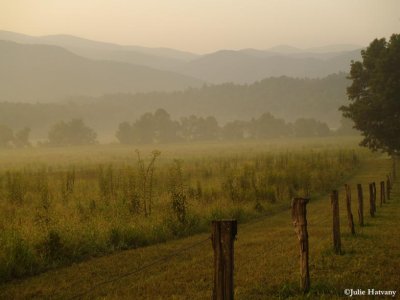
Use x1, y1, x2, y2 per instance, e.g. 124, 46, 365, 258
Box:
331, 190, 341, 254
291, 197, 310, 293
212, 220, 237, 300
372, 182, 377, 213
344, 184, 355, 235
386, 175, 391, 201
380, 181, 385, 206
357, 184, 364, 226
369, 183, 375, 217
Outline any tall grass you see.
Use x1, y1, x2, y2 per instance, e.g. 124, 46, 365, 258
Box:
0, 143, 363, 282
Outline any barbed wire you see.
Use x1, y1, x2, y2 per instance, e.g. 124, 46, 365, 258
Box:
65, 236, 210, 300
60, 209, 344, 299
74, 201, 389, 299
63, 176, 397, 299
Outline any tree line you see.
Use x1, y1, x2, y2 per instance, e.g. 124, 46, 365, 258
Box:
0, 73, 348, 139
0, 109, 357, 147
116, 109, 356, 144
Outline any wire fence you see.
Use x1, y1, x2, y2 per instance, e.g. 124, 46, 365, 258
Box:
54, 170, 397, 300
66, 237, 210, 300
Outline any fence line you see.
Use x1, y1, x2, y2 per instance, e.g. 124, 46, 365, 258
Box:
238, 175, 396, 297
60, 171, 396, 299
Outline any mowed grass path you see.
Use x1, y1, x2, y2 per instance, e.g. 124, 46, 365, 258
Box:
0, 156, 398, 299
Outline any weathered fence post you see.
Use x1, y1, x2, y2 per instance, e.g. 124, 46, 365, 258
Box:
344, 184, 355, 235
331, 190, 341, 254
357, 184, 364, 226
369, 183, 375, 217
380, 181, 385, 206
386, 175, 391, 201
291, 197, 310, 293
372, 182, 377, 213
212, 220, 237, 300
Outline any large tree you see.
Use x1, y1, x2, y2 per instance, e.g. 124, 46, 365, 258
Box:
340, 34, 400, 155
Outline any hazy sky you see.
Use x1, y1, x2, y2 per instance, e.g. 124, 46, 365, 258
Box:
1, 0, 399, 53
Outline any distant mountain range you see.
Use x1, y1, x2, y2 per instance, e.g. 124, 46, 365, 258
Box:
0, 30, 197, 71
177, 49, 361, 84
0, 30, 363, 102
0, 40, 203, 102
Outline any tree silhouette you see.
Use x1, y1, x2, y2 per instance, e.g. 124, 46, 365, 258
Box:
341, 34, 400, 154
48, 119, 97, 146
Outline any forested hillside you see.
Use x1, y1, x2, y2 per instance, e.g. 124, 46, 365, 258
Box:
0, 73, 349, 139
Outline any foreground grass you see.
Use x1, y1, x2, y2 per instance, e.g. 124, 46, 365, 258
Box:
0, 155, 397, 299
0, 138, 362, 283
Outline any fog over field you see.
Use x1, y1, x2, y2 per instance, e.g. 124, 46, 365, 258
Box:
0, 30, 367, 142
0, 29, 363, 142
0, 1, 399, 299
0, 1, 398, 143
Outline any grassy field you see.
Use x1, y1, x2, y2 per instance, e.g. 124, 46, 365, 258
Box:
0, 137, 398, 299
0, 137, 362, 168
0, 137, 365, 284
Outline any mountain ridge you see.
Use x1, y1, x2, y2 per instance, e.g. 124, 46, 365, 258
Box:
0, 30, 363, 101
0, 30, 363, 84
0, 40, 203, 102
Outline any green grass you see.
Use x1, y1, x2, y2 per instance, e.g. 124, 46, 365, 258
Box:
0, 138, 367, 283
0, 154, 397, 299
0, 140, 399, 299
0, 136, 362, 168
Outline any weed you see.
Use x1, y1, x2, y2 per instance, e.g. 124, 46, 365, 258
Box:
169, 160, 188, 224
4, 171, 26, 204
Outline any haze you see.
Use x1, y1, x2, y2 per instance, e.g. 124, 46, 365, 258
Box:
1, 0, 399, 53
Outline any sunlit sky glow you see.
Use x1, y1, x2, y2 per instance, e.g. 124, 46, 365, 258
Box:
1, 0, 399, 53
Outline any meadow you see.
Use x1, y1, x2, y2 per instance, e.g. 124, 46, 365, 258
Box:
0, 137, 366, 283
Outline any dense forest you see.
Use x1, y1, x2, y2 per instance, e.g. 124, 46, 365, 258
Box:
116, 108, 340, 144
0, 73, 349, 140
0, 108, 356, 147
